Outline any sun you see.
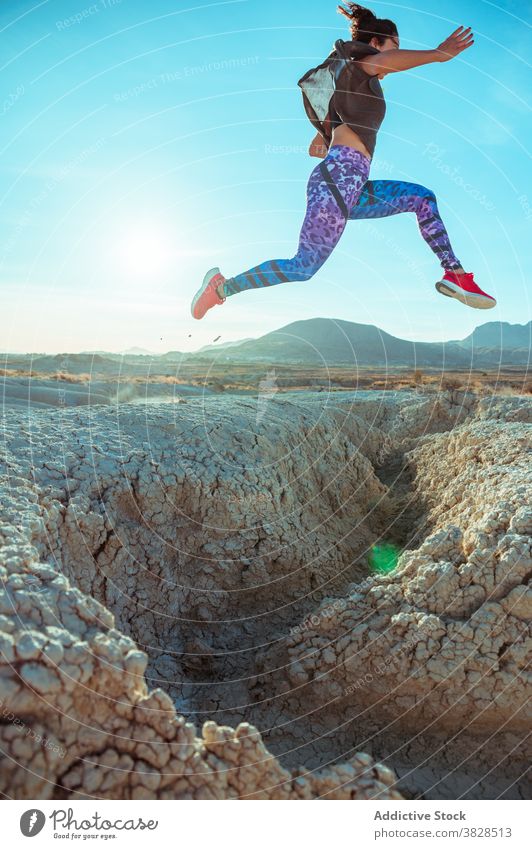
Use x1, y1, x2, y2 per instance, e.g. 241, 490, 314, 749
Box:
114, 225, 173, 276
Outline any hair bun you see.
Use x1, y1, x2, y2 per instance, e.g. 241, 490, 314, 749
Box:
354, 5, 377, 24
337, 3, 377, 23
336, 3, 397, 44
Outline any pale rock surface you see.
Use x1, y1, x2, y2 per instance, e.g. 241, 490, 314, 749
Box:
0, 389, 530, 799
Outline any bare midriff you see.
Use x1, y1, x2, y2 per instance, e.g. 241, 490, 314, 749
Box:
330, 123, 372, 160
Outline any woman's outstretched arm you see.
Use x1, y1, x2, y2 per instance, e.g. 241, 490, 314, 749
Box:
358, 26, 474, 76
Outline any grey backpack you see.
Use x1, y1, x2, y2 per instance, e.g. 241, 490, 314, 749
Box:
297, 39, 379, 146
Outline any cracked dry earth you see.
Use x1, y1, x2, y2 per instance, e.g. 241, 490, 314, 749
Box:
0, 389, 530, 800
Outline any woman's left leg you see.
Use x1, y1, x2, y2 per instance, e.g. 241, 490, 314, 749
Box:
222, 146, 371, 297
348, 179, 463, 271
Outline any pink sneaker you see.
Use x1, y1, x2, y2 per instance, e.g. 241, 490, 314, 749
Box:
191, 267, 227, 320
435, 271, 496, 309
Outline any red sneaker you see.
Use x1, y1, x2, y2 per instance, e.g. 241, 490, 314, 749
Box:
191, 267, 227, 320
435, 271, 496, 310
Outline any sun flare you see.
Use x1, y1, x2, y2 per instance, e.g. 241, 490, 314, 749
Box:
114, 226, 173, 276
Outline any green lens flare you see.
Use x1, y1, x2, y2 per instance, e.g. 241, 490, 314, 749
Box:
368, 542, 401, 574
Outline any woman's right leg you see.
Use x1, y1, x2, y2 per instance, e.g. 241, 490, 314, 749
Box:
346, 179, 497, 309
222, 146, 371, 297
348, 179, 463, 271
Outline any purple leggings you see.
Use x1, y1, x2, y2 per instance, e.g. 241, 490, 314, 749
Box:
222, 144, 462, 297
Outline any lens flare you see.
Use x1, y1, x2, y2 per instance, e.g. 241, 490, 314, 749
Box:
368, 542, 401, 574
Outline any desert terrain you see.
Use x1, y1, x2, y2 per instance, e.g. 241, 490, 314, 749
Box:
0, 368, 530, 799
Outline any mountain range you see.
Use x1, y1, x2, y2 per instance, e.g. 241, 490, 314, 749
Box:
2, 320, 530, 371
193, 318, 532, 368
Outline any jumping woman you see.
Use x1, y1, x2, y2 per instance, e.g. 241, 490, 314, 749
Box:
191, 3, 497, 320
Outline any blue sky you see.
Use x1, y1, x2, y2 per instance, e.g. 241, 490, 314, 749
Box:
1, 0, 530, 353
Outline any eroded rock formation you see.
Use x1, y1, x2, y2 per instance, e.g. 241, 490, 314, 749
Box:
0, 389, 530, 799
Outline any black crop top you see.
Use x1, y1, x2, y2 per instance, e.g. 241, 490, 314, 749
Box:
330, 40, 387, 158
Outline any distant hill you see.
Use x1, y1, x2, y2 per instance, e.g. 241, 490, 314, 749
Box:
195, 317, 531, 367
79, 350, 119, 356
451, 321, 532, 350
217, 318, 446, 365
16, 352, 157, 377
198, 337, 255, 353
119, 347, 155, 356
80, 347, 156, 356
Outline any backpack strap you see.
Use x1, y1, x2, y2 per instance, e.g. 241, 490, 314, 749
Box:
319, 160, 349, 219
335, 39, 380, 60
332, 39, 379, 86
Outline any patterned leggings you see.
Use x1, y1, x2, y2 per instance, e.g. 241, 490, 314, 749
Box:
222, 144, 462, 297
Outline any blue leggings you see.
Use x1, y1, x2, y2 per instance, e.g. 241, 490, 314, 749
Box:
222, 145, 462, 297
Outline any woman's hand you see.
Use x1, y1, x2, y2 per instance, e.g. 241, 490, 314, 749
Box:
434, 26, 474, 62
309, 132, 328, 158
